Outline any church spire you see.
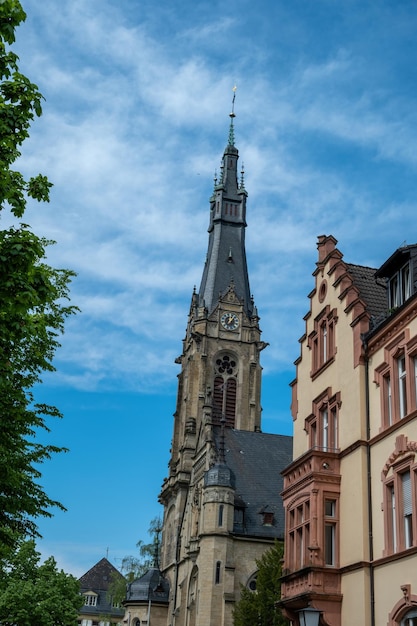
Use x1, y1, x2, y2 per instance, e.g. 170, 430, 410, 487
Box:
228, 85, 236, 146
198, 89, 253, 317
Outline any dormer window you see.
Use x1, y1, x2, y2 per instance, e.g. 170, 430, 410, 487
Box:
83, 592, 98, 606
389, 261, 411, 309
234, 506, 244, 527
262, 511, 274, 526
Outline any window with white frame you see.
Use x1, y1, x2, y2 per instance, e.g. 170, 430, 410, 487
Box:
389, 261, 412, 309
384, 373, 393, 426
398, 355, 408, 418
384, 460, 417, 555
306, 390, 340, 452
83, 594, 97, 606
308, 306, 338, 376
324, 498, 338, 566
375, 333, 417, 428
288, 499, 310, 571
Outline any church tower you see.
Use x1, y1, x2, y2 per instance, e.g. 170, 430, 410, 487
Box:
158, 102, 291, 626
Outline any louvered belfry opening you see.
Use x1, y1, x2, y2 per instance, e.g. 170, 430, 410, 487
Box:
212, 354, 237, 427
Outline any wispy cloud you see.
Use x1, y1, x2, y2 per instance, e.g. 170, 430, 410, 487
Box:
12, 0, 417, 396
12, 0, 417, 576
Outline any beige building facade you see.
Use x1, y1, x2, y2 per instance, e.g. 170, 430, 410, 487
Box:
280, 235, 417, 626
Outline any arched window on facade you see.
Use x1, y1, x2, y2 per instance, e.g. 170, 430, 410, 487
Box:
401, 609, 417, 625
212, 354, 238, 427
247, 572, 258, 592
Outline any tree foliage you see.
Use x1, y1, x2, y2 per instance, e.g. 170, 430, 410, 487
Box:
0, 540, 83, 625
0, 0, 77, 554
233, 542, 289, 626
0, 0, 52, 217
108, 517, 163, 604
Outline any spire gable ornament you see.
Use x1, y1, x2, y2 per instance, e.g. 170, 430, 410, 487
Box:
228, 85, 237, 147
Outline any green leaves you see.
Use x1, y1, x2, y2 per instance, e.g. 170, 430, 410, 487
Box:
0, 540, 83, 626
0, 1, 26, 46
0, 226, 77, 547
0, 2, 77, 552
233, 542, 289, 626
0, 2, 49, 217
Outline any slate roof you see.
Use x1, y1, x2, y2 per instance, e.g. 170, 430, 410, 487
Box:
345, 263, 387, 320
219, 429, 293, 540
198, 140, 253, 318
375, 243, 417, 278
79, 557, 123, 591
79, 557, 125, 618
125, 566, 170, 604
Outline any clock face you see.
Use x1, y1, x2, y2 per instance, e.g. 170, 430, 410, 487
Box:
220, 311, 239, 331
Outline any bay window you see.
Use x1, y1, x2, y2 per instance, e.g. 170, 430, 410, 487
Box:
324, 499, 337, 566
306, 390, 340, 453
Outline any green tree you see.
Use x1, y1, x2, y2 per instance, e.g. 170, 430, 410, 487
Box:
108, 516, 163, 604
0, 0, 77, 555
233, 541, 289, 626
0, 539, 83, 625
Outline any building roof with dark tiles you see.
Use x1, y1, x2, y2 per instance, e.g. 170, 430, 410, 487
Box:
216, 428, 293, 540
79, 557, 125, 619
345, 263, 387, 320
79, 557, 123, 591
375, 243, 417, 278
125, 567, 170, 604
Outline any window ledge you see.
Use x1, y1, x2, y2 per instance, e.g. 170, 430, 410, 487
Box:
311, 355, 335, 380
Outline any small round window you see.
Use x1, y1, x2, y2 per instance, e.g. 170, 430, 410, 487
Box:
215, 354, 237, 376
318, 280, 327, 303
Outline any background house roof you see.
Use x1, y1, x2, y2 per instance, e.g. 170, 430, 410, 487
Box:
79, 557, 124, 590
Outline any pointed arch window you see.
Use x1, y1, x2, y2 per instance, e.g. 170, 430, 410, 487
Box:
213, 354, 238, 427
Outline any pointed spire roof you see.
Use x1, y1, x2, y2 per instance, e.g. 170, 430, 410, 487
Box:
198, 91, 253, 317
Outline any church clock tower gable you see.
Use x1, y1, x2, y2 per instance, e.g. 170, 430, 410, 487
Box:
157, 99, 292, 626
160, 110, 265, 499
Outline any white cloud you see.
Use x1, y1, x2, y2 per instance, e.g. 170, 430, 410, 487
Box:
9, 0, 417, 394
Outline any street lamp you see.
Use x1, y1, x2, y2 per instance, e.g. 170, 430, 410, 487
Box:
297, 606, 321, 626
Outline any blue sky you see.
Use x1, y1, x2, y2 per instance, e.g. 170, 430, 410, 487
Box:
8, 0, 417, 576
